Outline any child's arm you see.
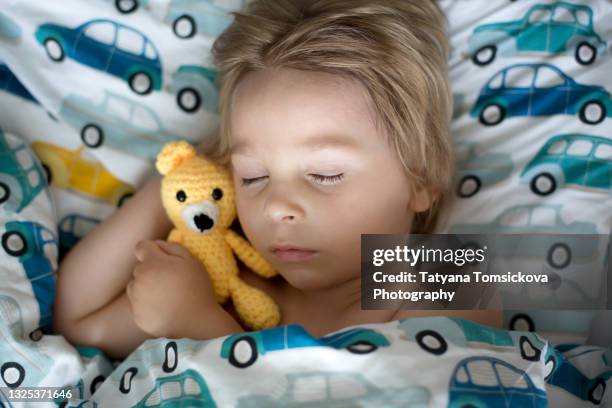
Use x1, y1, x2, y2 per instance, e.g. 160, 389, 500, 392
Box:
53, 174, 173, 360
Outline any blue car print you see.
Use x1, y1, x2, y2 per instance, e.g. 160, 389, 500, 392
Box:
1, 221, 57, 339
0, 130, 48, 213
0, 63, 39, 105
470, 63, 612, 126
165, 0, 243, 39
521, 134, 612, 196
59, 214, 101, 260
59, 91, 181, 159
468, 2, 607, 66
455, 143, 513, 198
35, 19, 162, 95
221, 324, 390, 368
169, 65, 218, 113
448, 356, 547, 408
133, 369, 216, 408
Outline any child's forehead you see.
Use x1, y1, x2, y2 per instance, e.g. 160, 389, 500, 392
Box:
229, 67, 379, 153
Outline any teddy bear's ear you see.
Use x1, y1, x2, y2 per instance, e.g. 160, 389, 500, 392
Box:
156, 141, 197, 175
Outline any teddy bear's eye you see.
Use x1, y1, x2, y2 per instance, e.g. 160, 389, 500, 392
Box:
212, 188, 223, 201
176, 190, 187, 202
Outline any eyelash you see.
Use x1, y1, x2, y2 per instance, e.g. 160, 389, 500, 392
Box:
241, 173, 345, 186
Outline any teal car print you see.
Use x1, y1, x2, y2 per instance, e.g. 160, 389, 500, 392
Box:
59, 91, 181, 159
0, 320, 54, 389
169, 65, 219, 113
455, 143, 513, 198
165, 0, 243, 39
133, 369, 216, 408
448, 356, 547, 408
236, 371, 430, 408
1, 221, 58, 339
469, 2, 606, 66
0, 295, 24, 339
109, 0, 150, 14
398, 317, 548, 363
0, 130, 48, 213
521, 134, 612, 196
35, 19, 162, 95
221, 324, 390, 368
0, 12, 21, 40
470, 63, 612, 126
111, 339, 209, 394
449, 204, 600, 270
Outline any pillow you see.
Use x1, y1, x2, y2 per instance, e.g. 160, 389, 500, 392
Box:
438, 0, 612, 344
0, 0, 244, 255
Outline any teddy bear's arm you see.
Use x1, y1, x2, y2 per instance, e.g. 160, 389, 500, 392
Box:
224, 229, 277, 278
167, 228, 183, 244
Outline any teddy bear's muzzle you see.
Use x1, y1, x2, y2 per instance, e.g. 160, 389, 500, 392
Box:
182, 201, 219, 234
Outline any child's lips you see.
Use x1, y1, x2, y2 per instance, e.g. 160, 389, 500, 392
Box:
270, 245, 317, 262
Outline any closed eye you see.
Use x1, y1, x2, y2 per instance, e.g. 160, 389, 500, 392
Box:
308, 173, 344, 185
241, 176, 268, 186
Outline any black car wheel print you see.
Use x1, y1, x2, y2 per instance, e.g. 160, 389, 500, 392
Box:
30, 328, 44, 342
119, 367, 138, 394
544, 355, 556, 381
177, 88, 201, 113
579, 100, 606, 125
589, 378, 606, 405
0, 182, 9, 204
81, 124, 104, 148
229, 336, 258, 368
44, 38, 64, 62
1, 362, 25, 388
2, 230, 27, 257
575, 42, 596, 66
509, 313, 535, 332
458, 175, 481, 198
530, 172, 556, 196
173, 15, 196, 39
129, 72, 153, 95
519, 336, 541, 361
162, 341, 178, 373
115, 0, 138, 14
346, 341, 377, 354
473, 45, 497, 66
415, 330, 447, 355
479, 103, 505, 126
547, 243, 571, 269
90, 375, 105, 394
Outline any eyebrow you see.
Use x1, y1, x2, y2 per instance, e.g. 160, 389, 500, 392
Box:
229, 134, 361, 154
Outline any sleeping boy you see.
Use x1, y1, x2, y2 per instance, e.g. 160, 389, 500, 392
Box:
53, 0, 501, 360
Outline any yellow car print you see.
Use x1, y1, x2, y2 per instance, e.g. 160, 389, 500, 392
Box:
32, 141, 135, 206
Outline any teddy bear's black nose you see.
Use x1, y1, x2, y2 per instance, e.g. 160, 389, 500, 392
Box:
194, 213, 214, 232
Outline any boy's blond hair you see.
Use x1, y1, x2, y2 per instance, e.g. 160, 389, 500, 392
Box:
206, 0, 454, 233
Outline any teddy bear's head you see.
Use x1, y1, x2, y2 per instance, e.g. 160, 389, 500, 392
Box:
156, 141, 235, 234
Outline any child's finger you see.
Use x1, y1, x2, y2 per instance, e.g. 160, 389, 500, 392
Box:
155, 240, 193, 259
134, 240, 162, 262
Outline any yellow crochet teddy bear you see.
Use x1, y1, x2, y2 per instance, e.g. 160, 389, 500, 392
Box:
156, 141, 281, 330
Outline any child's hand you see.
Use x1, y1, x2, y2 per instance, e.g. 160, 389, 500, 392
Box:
126, 240, 218, 338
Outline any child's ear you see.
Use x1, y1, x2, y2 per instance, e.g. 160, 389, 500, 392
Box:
409, 187, 439, 213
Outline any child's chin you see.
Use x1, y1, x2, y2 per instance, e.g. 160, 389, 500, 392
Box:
280, 269, 328, 291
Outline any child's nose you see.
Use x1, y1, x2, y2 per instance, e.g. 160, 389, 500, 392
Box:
264, 194, 304, 223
